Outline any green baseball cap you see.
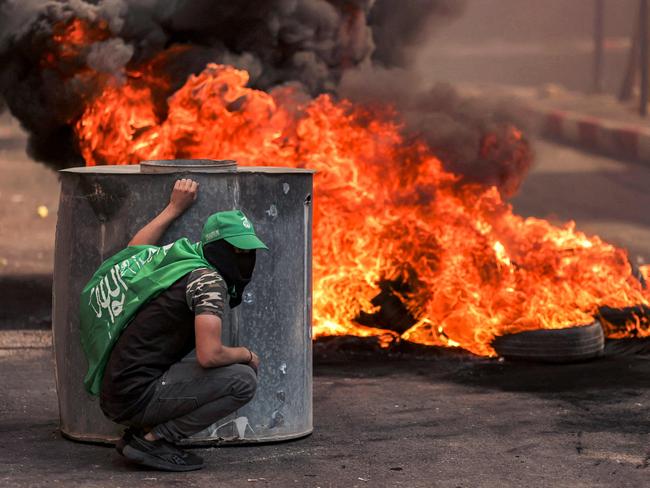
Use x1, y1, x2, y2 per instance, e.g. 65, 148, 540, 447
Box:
201, 210, 268, 250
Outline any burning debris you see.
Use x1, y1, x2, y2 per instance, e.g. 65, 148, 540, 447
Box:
1, 0, 649, 357
598, 304, 650, 338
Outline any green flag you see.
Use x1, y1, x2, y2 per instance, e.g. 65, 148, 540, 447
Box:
79, 238, 213, 395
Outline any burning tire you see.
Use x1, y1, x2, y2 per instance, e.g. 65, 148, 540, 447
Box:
491, 321, 604, 363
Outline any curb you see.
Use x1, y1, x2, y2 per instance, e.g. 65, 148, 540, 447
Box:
0, 330, 52, 349
521, 103, 650, 164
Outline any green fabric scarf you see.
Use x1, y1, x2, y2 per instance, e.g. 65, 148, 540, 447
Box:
79, 238, 213, 395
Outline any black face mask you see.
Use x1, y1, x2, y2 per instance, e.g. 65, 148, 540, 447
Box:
203, 240, 256, 308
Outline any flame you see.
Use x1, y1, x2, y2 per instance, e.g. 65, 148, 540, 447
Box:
42, 19, 110, 69
57, 21, 650, 356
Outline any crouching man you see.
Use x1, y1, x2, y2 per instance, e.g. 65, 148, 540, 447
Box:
79, 179, 267, 471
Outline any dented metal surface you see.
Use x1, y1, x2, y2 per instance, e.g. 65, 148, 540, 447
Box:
53, 164, 314, 445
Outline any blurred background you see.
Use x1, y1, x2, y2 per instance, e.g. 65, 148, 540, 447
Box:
417, 0, 637, 94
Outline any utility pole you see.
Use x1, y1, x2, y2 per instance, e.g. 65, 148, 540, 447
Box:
593, 0, 604, 92
619, 6, 640, 101
640, 0, 649, 116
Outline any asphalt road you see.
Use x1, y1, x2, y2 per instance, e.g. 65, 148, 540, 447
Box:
1, 348, 649, 488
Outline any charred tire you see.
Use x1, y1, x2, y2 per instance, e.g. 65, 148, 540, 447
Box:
492, 321, 604, 363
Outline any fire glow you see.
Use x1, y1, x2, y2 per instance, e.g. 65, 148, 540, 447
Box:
56, 20, 650, 356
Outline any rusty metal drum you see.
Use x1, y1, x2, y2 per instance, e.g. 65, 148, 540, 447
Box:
52, 161, 313, 445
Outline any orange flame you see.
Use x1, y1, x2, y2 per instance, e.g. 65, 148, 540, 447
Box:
42, 19, 110, 69
58, 22, 650, 356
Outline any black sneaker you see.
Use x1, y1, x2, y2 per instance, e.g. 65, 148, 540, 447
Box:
115, 427, 143, 456
122, 433, 204, 472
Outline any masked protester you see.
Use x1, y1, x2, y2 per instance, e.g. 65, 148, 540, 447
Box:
78, 179, 268, 472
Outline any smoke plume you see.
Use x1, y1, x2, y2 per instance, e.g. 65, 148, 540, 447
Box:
339, 65, 531, 197
0, 0, 531, 196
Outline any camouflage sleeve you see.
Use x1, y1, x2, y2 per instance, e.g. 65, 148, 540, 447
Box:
186, 268, 227, 319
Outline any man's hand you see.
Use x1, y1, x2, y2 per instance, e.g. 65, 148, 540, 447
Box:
127, 178, 199, 246
247, 351, 260, 374
167, 178, 199, 218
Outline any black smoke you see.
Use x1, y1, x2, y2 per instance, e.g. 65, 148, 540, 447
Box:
370, 0, 463, 67
0, 0, 531, 197
339, 66, 532, 197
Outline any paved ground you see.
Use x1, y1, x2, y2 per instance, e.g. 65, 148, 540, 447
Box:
0, 113, 57, 330
2, 115, 650, 486
2, 348, 650, 488
0, 113, 58, 277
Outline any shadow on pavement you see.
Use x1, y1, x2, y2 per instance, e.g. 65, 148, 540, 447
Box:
0, 273, 52, 329
316, 353, 650, 435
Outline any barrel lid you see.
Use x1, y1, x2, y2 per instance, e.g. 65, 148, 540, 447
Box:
141, 159, 237, 173
60, 164, 315, 174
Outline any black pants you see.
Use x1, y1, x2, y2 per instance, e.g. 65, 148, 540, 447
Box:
124, 355, 257, 442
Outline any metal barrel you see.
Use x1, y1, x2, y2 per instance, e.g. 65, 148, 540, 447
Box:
53, 163, 313, 445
